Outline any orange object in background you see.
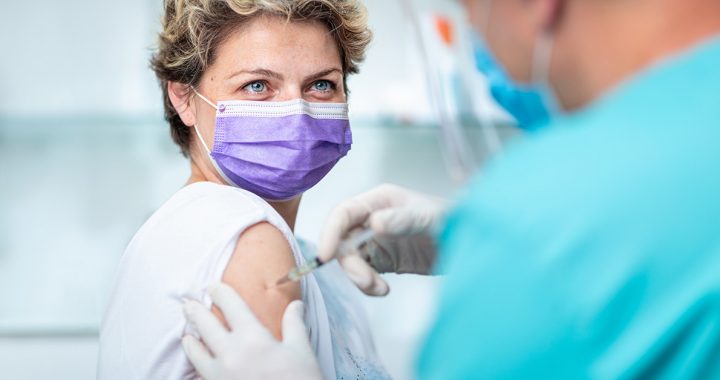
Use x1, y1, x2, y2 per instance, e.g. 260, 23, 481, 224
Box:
434, 14, 454, 46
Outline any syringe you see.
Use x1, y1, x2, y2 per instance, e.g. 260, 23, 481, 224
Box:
274, 229, 376, 287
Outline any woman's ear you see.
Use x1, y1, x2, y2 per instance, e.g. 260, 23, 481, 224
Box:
168, 81, 196, 127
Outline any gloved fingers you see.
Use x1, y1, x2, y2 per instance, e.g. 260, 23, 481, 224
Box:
369, 201, 446, 236
281, 300, 313, 354
362, 236, 398, 273
338, 254, 390, 296
208, 283, 269, 338
369, 207, 423, 236
353, 183, 411, 210
317, 198, 372, 263
182, 335, 216, 378
317, 184, 411, 263
183, 300, 228, 353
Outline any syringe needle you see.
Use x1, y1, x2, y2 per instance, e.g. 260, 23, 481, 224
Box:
274, 274, 293, 287
273, 230, 376, 288
274, 257, 323, 287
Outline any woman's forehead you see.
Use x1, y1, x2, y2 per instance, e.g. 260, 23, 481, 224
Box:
211, 16, 342, 78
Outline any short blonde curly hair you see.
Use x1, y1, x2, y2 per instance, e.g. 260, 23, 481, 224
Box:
151, 0, 373, 156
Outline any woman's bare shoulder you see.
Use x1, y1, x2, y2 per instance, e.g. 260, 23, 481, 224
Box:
214, 221, 301, 340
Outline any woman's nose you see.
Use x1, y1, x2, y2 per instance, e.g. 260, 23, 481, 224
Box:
275, 85, 303, 101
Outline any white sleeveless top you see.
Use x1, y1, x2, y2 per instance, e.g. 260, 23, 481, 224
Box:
97, 182, 389, 380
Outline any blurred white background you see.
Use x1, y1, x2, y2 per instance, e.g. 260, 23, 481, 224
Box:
0, 0, 516, 378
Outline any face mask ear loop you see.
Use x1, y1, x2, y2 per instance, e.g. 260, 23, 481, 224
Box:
188, 86, 216, 155
473, 0, 504, 156
532, 30, 554, 88
190, 86, 219, 110
480, 0, 493, 36
531, 30, 562, 114
193, 124, 212, 155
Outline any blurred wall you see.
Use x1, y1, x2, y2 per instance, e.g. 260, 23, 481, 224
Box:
0, 0, 160, 117
0, 0, 516, 379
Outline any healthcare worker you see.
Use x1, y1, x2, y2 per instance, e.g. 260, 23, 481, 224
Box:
181, 0, 720, 378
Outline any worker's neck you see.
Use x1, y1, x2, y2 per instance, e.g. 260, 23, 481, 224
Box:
553, 0, 720, 111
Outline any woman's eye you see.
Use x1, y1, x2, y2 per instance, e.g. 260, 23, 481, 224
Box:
243, 81, 266, 93
313, 80, 334, 92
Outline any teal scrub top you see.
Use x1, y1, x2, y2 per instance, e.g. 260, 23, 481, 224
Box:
417, 36, 720, 379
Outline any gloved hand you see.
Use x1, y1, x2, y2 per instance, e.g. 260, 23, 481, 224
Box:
318, 184, 447, 296
182, 283, 322, 380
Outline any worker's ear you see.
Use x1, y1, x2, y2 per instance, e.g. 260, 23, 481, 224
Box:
168, 81, 197, 127
536, 0, 565, 32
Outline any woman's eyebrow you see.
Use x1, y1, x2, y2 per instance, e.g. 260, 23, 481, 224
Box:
225, 67, 342, 82
226, 68, 284, 81
304, 68, 342, 83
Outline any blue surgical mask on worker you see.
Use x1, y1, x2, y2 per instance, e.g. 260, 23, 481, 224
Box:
471, 32, 559, 130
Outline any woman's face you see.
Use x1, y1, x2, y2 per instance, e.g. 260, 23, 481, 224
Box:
177, 15, 345, 178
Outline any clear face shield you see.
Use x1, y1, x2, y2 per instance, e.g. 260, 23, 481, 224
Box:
398, 0, 507, 184
398, 0, 558, 184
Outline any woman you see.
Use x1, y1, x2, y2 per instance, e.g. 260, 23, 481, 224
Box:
97, 1, 389, 379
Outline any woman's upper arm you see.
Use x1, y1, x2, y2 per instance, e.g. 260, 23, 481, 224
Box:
213, 222, 301, 340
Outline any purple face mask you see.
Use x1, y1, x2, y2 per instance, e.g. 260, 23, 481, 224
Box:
192, 90, 352, 201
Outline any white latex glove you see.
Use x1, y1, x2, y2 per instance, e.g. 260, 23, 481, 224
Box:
318, 184, 447, 296
182, 283, 322, 380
